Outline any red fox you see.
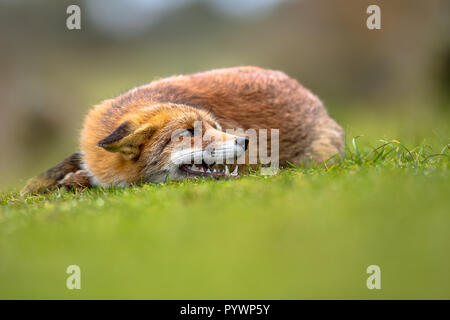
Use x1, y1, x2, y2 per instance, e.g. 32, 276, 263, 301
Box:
21, 66, 344, 194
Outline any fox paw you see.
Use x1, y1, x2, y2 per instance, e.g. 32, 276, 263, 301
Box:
57, 170, 92, 191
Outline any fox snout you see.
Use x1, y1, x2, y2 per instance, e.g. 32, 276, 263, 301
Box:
202, 135, 249, 165
169, 128, 248, 166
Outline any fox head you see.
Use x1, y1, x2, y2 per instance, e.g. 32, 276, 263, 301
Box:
82, 103, 248, 186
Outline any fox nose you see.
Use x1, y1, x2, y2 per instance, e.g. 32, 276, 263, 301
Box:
236, 137, 249, 151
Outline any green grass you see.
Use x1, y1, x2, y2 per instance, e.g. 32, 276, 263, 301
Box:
1, 114, 449, 299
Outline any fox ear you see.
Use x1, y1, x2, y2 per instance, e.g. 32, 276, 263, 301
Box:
98, 121, 155, 160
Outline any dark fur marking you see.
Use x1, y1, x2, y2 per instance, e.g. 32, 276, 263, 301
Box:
43, 153, 83, 181
98, 121, 131, 147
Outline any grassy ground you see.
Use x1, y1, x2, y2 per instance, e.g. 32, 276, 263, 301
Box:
0, 108, 449, 299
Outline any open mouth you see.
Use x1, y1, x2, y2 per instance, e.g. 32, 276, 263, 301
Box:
180, 162, 239, 179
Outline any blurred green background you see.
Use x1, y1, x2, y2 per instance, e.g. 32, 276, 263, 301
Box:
0, 0, 449, 189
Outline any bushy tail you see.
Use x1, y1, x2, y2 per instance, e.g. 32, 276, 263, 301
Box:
21, 153, 90, 195
303, 117, 345, 165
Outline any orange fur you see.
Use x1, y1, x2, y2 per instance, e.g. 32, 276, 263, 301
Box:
22, 66, 344, 193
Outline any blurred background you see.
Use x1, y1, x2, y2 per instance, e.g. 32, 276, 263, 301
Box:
0, 0, 449, 190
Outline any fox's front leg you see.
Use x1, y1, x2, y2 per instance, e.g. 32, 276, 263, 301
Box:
21, 153, 88, 195
57, 170, 92, 191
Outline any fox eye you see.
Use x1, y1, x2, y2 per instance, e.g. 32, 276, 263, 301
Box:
177, 129, 194, 137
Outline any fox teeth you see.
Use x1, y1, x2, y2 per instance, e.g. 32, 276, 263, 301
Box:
231, 165, 238, 176
189, 164, 204, 172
